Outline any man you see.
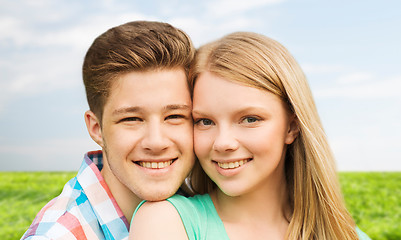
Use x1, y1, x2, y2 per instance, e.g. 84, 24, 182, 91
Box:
22, 20, 195, 240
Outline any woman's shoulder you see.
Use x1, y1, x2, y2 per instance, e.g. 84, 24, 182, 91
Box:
135, 200, 180, 218
166, 194, 211, 222
169, 194, 229, 239
356, 227, 371, 240
167, 193, 211, 208
130, 200, 188, 239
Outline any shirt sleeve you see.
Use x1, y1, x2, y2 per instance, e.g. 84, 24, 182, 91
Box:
166, 195, 203, 240
356, 227, 371, 240
22, 236, 50, 240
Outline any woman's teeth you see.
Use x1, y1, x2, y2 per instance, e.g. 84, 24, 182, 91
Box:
217, 159, 249, 169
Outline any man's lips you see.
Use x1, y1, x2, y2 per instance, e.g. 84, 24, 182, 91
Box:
134, 157, 178, 169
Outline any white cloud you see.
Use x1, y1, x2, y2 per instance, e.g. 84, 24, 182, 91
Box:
0, 0, 279, 115
170, 15, 262, 47
169, 17, 212, 46
41, 13, 163, 51
0, 13, 158, 50
314, 74, 401, 99
206, 0, 284, 16
0, 10, 160, 113
24, 0, 54, 7
0, 137, 100, 171
0, 50, 82, 114
303, 64, 401, 99
330, 134, 401, 171
0, 17, 29, 46
336, 72, 373, 85
302, 63, 346, 75
171, 18, 229, 46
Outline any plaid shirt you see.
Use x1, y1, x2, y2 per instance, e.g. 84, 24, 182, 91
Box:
21, 151, 130, 240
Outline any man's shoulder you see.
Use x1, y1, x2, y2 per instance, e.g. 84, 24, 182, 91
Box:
22, 153, 130, 240
21, 177, 100, 239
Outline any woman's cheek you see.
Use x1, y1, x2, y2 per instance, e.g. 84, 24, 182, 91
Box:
194, 132, 213, 158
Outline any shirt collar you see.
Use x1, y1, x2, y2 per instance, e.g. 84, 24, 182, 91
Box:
77, 151, 130, 239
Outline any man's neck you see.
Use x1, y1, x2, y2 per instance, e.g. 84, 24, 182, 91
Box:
101, 164, 142, 223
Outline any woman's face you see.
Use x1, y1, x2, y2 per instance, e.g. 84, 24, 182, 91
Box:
192, 72, 298, 197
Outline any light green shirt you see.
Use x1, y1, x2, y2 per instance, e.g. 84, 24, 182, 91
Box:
134, 194, 371, 240
166, 194, 229, 240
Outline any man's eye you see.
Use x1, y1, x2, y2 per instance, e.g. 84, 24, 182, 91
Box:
166, 114, 185, 120
195, 118, 214, 126
165, 114, 189, 125
121, 117, 142, 122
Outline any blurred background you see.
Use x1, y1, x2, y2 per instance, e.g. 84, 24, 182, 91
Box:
1, 0, 400, 171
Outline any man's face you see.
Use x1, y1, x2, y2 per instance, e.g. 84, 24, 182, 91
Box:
99, 68, 194, 201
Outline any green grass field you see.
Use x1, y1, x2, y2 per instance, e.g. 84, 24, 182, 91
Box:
1, 172, 400, 240
339, 172, 401, 239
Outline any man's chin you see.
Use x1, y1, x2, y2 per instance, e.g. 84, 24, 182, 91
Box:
139, 189, 178, 202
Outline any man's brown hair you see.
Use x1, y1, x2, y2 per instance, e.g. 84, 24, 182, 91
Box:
83, 20, 195, 122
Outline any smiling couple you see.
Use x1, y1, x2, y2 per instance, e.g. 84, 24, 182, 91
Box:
22, 21, 370, 240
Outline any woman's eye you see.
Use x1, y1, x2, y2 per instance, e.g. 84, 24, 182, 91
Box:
241, 116, 260, 124
195, 118, 214, 126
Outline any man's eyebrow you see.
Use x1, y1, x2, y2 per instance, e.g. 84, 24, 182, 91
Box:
163, 104, 191, 111
112, 105, 190, 115
112, 106, 142, 115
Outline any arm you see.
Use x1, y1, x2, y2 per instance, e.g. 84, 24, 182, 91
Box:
129, 201, 189, 240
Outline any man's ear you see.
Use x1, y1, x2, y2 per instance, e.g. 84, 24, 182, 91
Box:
84, 110, 104, 147
285, 114, 300, 145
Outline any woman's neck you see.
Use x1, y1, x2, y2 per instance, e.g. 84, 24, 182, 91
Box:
211, 178, 290, 240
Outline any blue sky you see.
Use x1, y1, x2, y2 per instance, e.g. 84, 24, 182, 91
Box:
1, 0, 400, 171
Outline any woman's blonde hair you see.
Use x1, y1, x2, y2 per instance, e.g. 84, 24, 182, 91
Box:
189, 32, 359, 240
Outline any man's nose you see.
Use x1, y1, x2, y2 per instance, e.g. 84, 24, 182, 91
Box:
141, 121, 171, 153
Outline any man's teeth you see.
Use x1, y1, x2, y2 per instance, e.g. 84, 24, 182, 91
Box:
218, 159, 249, 169
139, 160, 173, 169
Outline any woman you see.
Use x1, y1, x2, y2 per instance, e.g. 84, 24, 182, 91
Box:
129, 32, 370, 240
